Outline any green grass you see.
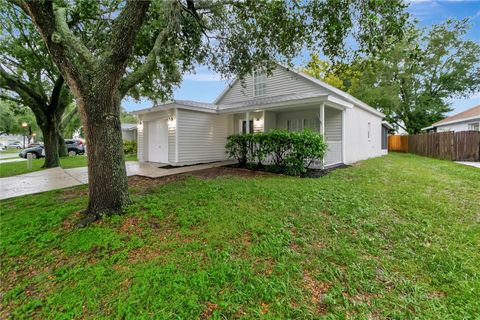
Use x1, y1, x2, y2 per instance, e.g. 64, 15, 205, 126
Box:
1, 153, 479, 319
0, 154, 137, 178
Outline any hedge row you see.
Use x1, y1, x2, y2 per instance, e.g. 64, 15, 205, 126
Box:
225, 129, 328, 175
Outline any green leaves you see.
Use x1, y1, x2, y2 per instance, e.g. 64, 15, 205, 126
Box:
225, 129, 328, 175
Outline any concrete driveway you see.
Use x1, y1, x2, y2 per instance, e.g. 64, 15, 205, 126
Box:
0, 161, 233, 200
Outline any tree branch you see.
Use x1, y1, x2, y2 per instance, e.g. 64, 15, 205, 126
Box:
0, 94, 23, 105
102, 0, 150, 73
49, 76, 65, 110
119, 29, 168, 97
0, 65, 46, 105
52, 6, 96, 67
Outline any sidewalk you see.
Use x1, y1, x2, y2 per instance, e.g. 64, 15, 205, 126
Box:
455, 161, 480, 169
0, 161, 233, 200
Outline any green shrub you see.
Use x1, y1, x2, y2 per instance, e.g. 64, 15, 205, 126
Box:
123, 140, 137, 155
225, 129, 328, 175
225, 134, 250, 166
251, 133, 270, 167
265, 129, 292, 167
286, 129, 328, 175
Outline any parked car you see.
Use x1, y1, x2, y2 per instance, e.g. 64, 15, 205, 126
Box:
19, 145, 43, 159
7, 142, 22, 149
65, 139, 85, 156
19, 139, 86, 159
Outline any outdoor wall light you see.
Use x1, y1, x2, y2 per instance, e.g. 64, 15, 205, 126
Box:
167, 116, 176, 129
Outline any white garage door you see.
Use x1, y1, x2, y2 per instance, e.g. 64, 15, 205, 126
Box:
148, 119, 168, 163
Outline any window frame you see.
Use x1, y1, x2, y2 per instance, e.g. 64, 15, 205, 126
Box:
253, 70, 267, 97
468, 122, 479, 131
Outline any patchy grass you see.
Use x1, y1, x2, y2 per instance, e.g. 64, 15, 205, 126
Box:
0, 153, 479, 319
0, 154, 137, 178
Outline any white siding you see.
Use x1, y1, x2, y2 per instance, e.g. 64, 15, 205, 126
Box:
324, 108, 342, 141
264, 111, 277, 132
217, 66, 326, 104
436, 119, 480, 132
137, 123, 144, 161
344, 105, 385, 164
138, 110, 174, 163
176, 109, 229, 164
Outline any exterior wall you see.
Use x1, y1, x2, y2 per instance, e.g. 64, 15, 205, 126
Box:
436, 119, 480, 132
137, 110, 174, 162
121, 129, 136, 141
264, 111, 277, 132
217, 66, 327, 104
176, 109, 229, 164
276, 108, 343, 165
344, 106, 385, 164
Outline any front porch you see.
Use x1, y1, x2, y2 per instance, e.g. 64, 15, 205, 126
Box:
228, 100, 347, 167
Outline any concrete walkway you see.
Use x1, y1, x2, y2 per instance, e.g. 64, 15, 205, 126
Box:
456, 161, 480, 169
0, 161, 233, 200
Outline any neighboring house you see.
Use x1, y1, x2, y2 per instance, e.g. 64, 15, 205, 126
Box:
423, 105, 480, 133
133, 64, 388, 167
121, 123, 138, 142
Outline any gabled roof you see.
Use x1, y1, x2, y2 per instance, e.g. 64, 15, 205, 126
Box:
432, 105, 480, 127
214, 63, 384, 117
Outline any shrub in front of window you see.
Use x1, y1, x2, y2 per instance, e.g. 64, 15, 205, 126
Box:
226, 129, 328, 175
251, 133, 270, 167
286, 129, 328, 175
265, 129, 292, 167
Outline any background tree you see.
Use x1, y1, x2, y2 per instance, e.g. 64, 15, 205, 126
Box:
11, 0, 409, 223
305, 19, 480, 133
0, 3, 71, 167
0, 100, 40, 138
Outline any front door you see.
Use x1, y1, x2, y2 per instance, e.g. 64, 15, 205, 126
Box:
148, 119, 168, 163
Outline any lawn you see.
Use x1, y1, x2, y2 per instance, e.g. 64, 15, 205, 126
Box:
0, 153, 479, 319
0, 154, 137, 178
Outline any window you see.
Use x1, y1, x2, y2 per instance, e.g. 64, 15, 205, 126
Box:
254, 70, 266, 97
242, 120, 254, 134
304, 118, 321, 132
287, 119, 302, 132
468, 122, 479, 131
381, 125, 388, 150
368, 122, 371, 140
287, 119, 320, 132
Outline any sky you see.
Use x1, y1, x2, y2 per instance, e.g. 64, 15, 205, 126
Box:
123, 0, 480, 116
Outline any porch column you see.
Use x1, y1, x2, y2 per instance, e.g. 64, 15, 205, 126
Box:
320, 102, 325, 169
245, 111, 250, 134
319, 103, 325, 136
342, 109, 346, 164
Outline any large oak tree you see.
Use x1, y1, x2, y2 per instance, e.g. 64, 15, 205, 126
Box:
10, 0, 408, 223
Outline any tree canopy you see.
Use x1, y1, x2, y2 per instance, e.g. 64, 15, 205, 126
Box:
304, 19, 480, 133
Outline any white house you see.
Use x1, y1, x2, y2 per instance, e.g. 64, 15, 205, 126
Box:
423, 105, 480, 133
121, 123, 138, 141
133, 65, 388, 167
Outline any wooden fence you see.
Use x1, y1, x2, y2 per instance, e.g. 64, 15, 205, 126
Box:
388, 131, 480, 161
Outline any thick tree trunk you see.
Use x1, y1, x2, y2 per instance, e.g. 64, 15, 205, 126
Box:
41, 118, 62, 168
58, 134, 67, 157
80, 90, 130, 219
